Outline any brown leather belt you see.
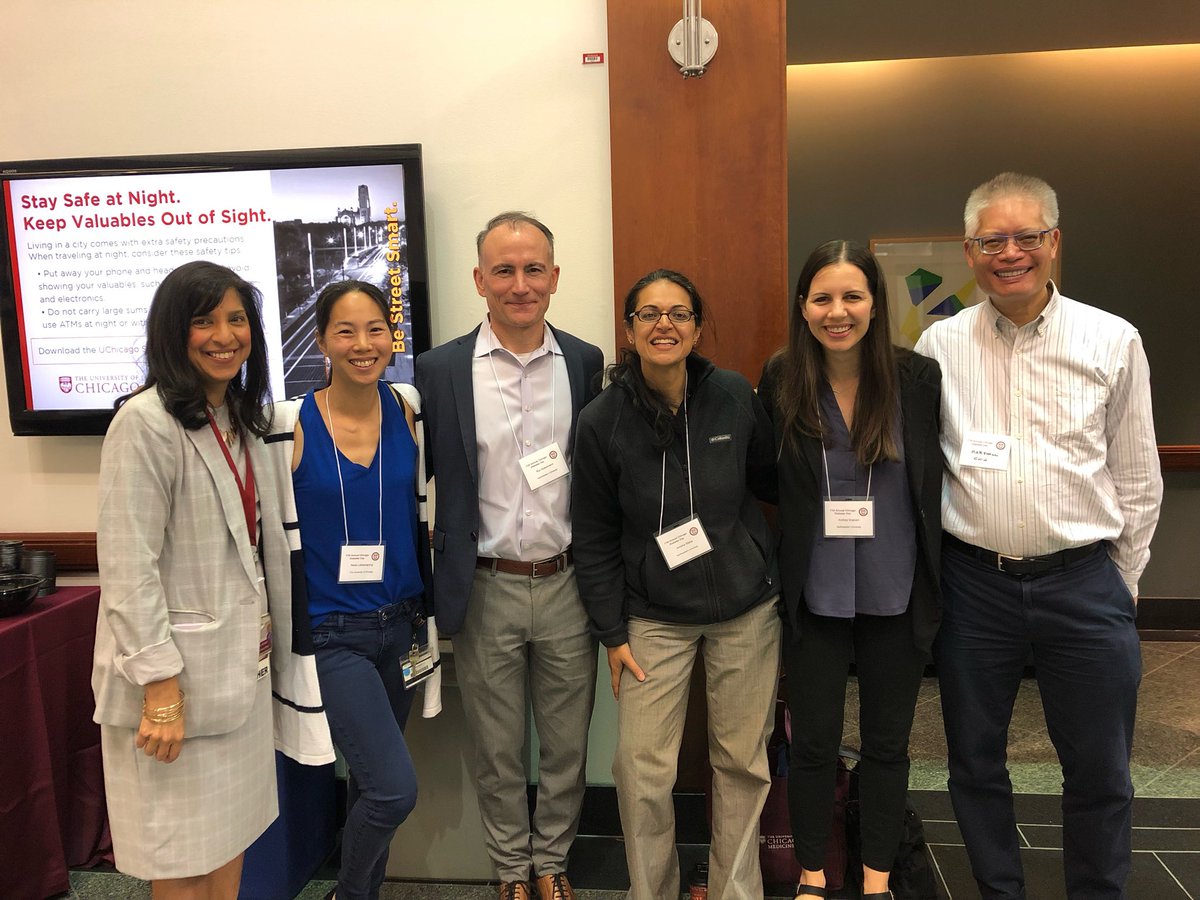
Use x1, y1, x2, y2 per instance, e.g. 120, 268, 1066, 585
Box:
476, 548, 573, 578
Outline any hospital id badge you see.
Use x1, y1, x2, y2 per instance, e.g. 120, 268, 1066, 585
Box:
257, 614, 272, 681
824, 498, 875, 538
402, 642, 435, 690
959, 431, 1011, 470
338, 542, 386, 583
519, 441, 570, 490
654, 515, 713, 570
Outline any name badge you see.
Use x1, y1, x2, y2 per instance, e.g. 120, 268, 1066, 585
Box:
654, 515, 713, 570
257, 614, 272, 681
402, 642, 436, 690
519, 441, 570, 490
824, 498, 875, 538
959, 431, 1011, 470
339, 542, 386, 583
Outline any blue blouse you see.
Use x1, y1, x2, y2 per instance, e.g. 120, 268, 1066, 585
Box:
293, 382, 423, 626
803, 382, 917, 618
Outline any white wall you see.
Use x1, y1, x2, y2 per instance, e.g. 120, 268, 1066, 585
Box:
0, 0, 616, 531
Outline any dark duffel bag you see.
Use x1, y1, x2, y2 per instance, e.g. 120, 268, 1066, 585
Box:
841, 746, 940, 900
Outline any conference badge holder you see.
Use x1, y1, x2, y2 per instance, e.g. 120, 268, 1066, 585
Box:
519, 440, 570, 490
338, 542, 386, 584
257, 614, 272, 681
655, 514, 713, 570
959, 431, 1011, 470
823, 498, 875, 538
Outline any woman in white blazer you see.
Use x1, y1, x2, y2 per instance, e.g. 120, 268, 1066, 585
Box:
93, 260, 292, 897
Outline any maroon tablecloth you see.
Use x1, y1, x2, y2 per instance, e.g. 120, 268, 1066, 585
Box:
0, 586, 111, 899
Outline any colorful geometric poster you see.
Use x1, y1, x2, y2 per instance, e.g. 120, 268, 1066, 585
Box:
870, 237, 980, 348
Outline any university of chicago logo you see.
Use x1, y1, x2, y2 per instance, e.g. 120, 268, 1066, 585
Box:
996, 441, 1006, 450
59, 376, 72, 393
689, 526, 698, 536
549, 450, 558, 459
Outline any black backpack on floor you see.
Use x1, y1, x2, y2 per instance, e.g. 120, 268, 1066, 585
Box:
841, 747, 940, 900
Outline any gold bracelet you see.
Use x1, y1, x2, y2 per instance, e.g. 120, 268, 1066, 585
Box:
143, 707, 183, 724
143, 690, 185, 723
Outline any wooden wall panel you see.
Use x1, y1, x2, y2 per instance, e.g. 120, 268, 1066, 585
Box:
607, 0, 788, 383
0, 532, 97, 572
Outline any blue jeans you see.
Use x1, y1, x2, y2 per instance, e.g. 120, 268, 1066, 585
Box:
313, 601, 419, 900
936, 542, 1140, 900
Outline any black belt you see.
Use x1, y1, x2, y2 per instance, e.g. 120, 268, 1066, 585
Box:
944, 534, 1102, 577
476, 548, 572, 578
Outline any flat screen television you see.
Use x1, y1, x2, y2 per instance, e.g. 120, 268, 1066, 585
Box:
0, 144, 431, 435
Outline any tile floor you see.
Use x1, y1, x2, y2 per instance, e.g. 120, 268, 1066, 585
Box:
67, 642, 1200, 899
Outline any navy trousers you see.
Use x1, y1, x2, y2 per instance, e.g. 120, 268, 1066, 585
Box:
313, 601, 420, 900
936, 541, 1140, 900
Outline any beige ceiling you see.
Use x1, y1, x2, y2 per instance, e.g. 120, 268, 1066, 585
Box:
787, 0, 1200, 64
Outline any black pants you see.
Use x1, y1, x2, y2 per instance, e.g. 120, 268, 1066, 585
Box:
783, 605, 926, 872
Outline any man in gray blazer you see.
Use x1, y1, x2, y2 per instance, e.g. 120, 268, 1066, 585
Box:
415, 212, 602, 900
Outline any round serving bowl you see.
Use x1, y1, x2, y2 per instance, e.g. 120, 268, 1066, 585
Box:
0, 574, 44, 618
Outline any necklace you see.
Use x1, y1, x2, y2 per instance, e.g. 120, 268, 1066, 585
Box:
207, 403, 237, 447
828, 374, 859, 396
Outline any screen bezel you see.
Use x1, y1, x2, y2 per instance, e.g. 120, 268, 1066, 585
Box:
0, 144, 431, 436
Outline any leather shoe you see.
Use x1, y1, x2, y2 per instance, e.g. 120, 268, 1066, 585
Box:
535, 872, 575, 900
498, 881, 531, 900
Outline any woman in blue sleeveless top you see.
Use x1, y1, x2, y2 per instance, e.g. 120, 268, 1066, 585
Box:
290, 280, 426, 900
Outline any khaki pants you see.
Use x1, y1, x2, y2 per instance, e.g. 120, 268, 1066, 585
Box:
452, 565, 598, 883
614, 598, 781, 900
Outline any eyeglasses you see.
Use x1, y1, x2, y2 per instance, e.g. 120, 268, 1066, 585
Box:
967, 229, 1051, 255
628, 306, 697, 325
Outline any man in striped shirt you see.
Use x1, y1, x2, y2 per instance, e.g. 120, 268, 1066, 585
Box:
914, 172, 1162, 900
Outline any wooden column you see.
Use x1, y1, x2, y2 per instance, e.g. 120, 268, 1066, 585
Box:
607, 0, 788, 381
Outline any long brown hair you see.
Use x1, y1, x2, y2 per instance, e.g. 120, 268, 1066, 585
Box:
772, 240, 899, 466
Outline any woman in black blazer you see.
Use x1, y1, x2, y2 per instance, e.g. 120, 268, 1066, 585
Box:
758, 240, 942, 900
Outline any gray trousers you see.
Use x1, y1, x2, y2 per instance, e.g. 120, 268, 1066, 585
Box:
614, 598, 781, 900
452, 565, 598, 883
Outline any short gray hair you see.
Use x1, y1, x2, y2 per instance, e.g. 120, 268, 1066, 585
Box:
964, 172, 1059, 236
475, 211, 555, 259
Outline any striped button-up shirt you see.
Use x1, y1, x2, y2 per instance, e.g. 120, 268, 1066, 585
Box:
472, 319, 572, 562
914, 284, 1162, 595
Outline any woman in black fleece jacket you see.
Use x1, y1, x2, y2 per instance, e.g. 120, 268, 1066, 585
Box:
572, 268, 780, 900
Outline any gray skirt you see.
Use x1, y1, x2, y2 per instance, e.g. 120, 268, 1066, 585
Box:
100, 671, 277, 880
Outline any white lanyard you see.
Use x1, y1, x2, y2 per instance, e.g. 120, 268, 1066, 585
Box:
488, 348, 557, 456
820, 440, 873, 500
324, 387, 384, 546
658, 375, 695, 533
818, 392, 876, 538
817, 403, 873, 500
652, 373, 712, 569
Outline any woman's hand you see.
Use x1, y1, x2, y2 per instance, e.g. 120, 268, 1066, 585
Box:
606, 643, 646, 700
136, 676, 185, 763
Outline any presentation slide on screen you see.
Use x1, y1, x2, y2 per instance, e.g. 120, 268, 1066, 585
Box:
4, 163, 413, 411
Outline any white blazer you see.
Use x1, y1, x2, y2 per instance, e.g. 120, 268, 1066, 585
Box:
92, 389, 292, 737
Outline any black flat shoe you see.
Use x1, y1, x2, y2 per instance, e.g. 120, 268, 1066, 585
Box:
794, 886, 827, 899
862, 892, 894, 899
